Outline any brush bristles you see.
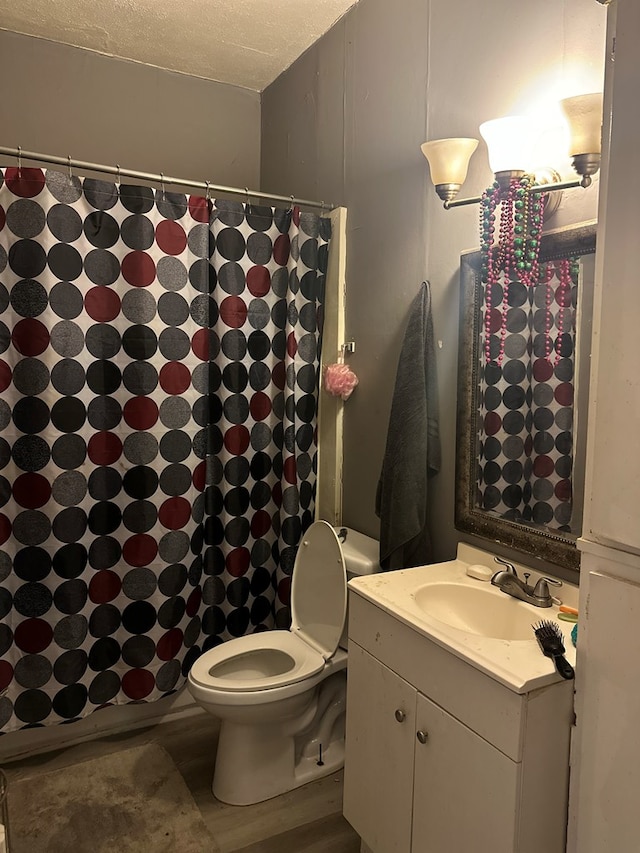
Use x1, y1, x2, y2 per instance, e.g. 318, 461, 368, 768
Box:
532, 619, 565, 648
533, 619, 562, 634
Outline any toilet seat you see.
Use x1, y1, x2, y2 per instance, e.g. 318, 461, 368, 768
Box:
189, 630, 326, 692
190, 521, 347, 694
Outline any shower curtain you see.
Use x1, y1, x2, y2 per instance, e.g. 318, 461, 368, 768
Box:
207, 200, 330, 642
0, 167, 330, 732
477, 261, 577, 532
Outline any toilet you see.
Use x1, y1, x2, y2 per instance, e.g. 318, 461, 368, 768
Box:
187, 520, 379, 805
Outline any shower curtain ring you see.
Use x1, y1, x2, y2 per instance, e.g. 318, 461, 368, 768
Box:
67, 155, 73, 179
17, 145, 22, 177
289, 194, 295, 212
115, 164, 121, 195
205, 181, 211, 202
160, 172, 166, 200
245, 187, 250, 207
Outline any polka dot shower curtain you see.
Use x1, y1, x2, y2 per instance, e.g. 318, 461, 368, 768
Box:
477, 261, 578, 533
207, 201, 329, 638
0, 168, 330, 732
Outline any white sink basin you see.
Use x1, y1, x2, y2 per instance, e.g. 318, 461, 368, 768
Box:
347, 543, 579, 693
413, 582, 538, 641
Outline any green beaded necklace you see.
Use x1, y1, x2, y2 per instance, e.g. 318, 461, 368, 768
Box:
480, 176, 547, 365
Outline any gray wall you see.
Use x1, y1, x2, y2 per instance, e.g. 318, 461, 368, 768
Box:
0, 8, 607, 564
0, 31, 261, 186
261, 0, 606, 561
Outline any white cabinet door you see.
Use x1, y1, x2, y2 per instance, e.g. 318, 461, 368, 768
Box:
412, 692, 519, 853
572, 569, 640, 852
343, 642, 416, 853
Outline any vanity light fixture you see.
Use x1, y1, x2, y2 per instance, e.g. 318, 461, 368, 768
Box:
420, 92, 603, 210
422, 93, 603, 365
419, 138, 479, 203
559, 93, 604, 187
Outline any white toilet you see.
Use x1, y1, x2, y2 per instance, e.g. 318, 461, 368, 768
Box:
187, 520, 379, 805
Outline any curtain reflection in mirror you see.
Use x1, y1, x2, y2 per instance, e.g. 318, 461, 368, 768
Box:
477, 260, 579, 534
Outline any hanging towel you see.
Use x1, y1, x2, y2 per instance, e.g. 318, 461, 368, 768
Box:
376, 281, 441, 570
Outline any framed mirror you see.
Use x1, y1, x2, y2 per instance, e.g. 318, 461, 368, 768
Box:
455, 222, 597, 571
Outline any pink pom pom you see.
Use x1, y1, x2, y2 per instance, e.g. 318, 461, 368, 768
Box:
324, 362, 359, 400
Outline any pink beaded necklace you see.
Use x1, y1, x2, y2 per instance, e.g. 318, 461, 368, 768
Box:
541, 258, 574, 364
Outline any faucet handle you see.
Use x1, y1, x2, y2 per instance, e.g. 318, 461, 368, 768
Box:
533, 578, 550, 600
494, 556, 518, 577
532, 576, 562, 600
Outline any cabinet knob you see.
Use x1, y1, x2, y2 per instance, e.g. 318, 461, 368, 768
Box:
416, 730, 429, 744
394, 709, 406, 723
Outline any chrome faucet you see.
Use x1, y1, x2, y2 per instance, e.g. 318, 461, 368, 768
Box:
490, 557, 561, 608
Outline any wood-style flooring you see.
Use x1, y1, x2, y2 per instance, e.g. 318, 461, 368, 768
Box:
3, 714, 362, 853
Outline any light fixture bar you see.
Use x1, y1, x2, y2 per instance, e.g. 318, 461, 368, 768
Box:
441, 176, 587, 209
529, 177, 588, 193
443, 194, 483, 210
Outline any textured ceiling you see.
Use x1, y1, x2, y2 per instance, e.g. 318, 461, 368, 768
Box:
0, 0, 359, 91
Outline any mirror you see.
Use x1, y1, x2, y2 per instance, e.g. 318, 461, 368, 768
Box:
455, 222, 597, 571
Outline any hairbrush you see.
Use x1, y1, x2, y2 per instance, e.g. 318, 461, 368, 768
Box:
532, 620, 575, 680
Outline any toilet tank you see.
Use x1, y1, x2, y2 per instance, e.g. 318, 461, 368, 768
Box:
336, 526, 380, 650
338, 527, 380, 580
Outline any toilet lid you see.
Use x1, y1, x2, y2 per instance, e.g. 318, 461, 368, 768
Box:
291, 520, 346, 660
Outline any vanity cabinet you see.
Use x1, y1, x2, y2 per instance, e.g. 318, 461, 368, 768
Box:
343, 593, 574, 853
344, 642, 416, 852
412, 690, 519, 851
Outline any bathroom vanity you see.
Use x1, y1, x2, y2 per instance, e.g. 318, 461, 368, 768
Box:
343, 544, 577, 853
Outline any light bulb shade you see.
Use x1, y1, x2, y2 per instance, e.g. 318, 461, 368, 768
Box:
420, 138, 478, 185
559, 92, 603, 155
479, 116, 537, 173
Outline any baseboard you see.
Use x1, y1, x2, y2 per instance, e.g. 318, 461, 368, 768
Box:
0, 687, 203, 764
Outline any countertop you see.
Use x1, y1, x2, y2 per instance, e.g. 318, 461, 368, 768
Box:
348, 542, 579, 694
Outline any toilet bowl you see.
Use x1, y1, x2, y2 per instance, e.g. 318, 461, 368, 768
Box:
187, 520, 379, 805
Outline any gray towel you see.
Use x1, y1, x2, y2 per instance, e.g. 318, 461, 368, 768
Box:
376, 281, 441, 570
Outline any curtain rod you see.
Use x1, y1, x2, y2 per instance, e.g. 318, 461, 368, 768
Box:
0, 145, 334, 212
